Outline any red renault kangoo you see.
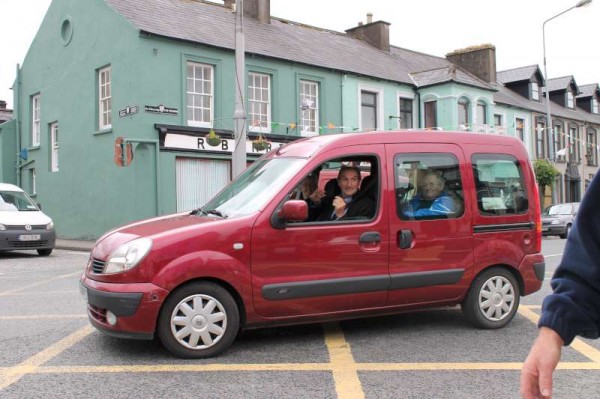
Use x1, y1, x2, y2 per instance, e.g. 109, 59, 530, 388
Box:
81, 131, 545, 358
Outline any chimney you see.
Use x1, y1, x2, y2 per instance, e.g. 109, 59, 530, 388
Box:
244, 0, 270, 24
446, 44, 497, 84
346, 14, 391, 51
0, 100, 6, 110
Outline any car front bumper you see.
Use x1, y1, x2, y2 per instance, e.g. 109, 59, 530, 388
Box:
0, 229, 56, 251
80, 276, 169, 340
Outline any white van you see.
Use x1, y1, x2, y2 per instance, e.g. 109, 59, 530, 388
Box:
0, 183, 56, 256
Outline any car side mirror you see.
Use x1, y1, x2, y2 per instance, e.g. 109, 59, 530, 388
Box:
278, 200, 308, 222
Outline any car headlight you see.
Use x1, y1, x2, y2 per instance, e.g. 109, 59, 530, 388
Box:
551, 220, 560, 225
46, 221, 54, 230
104, 238, 152, 274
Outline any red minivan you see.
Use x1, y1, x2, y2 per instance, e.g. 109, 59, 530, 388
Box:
80, 131, 545, 358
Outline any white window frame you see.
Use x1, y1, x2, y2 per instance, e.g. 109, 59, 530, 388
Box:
50, 122, 59, 172
299, 80, 319, 136
567, 91, 574, 109
30, 168, 36, 196
514, 113, 531, 158
186, 62, 214, 128
396, 91, 415, 129
248, 72, 271, 133
358, 85, 383, 131
98, 66, 112, 130
531, 82, 540, 101
592, 98, 598, 114
32, 94, 41, 147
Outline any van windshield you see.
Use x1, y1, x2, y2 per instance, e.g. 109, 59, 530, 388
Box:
199, 158, 305, 218
0, 190, 39, 212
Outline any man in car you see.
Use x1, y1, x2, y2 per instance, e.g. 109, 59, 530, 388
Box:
317, 165, 375, 221
403, 170, 457, 217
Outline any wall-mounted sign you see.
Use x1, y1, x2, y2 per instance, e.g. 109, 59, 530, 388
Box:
163, 133, 283, 154
119, 105, 139, 118
145, 104, 178, 115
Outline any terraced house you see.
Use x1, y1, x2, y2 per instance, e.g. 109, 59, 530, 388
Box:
0, 0, 598, 239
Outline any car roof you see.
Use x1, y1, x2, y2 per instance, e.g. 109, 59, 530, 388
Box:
273, 130, 527, 159
0, 183, 25, 192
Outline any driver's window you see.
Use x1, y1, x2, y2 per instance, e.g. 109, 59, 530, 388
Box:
287, 156, 379, 223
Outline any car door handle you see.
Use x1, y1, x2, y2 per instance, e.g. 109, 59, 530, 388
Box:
359, 231, 380, 244
398, 230, 413, 249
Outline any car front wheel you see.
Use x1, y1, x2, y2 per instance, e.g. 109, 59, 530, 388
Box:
37, 248, 53, 256
461, 267, 520, 329
157, 281, 240, 358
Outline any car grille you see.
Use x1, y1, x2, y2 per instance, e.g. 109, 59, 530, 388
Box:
8, 240, 48, 248
88, 304, 107, 323
91, 258, 107, 274
4, 225, 47, 230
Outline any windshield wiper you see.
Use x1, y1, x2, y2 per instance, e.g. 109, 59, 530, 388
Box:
192, 208, 226, 218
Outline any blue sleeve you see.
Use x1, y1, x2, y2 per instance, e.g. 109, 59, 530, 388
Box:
404, 194, 456, 217
538, 174, 600, 345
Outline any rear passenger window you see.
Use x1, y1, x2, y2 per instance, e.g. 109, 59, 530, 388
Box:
395, 153, 463, 220
472, 154, 528, 216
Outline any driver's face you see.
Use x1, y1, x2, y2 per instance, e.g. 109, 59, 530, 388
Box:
338, 170, 361, 197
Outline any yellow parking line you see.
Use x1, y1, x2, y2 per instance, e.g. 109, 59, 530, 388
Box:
324, 322, 365, 399
35, 364, 333, 373
0, 325, 93, 390
0, 271, 81, 297
519, 305, 600, 363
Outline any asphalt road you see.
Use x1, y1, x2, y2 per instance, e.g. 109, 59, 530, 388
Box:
1, 238, 599, 398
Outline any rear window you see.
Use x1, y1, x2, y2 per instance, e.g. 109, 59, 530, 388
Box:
472, 154, 528, 216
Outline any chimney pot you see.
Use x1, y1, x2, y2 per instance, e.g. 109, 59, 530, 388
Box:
367, 13, 373, 23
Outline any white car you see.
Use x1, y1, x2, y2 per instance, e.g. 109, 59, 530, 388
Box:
0, 183, 56, 256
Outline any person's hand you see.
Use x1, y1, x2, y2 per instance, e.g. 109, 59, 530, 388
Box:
332, 196, 346, 217
310, 189, 326, 204
520, 327, 564, 399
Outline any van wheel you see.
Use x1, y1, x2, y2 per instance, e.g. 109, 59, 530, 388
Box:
37, 249, 53, 256
461, 268, 520, 329
157, 281, 239, 358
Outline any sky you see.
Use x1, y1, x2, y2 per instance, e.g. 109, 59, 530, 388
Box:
1, 0, 599, 110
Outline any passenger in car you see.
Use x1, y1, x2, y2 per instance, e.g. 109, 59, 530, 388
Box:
317, 165, 375, 221
402, 170, 458, 217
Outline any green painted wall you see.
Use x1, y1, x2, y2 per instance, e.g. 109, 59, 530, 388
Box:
0, 120, 17, 184
14, 0, 346, 239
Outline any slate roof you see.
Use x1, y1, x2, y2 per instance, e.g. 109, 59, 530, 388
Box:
105, 0, 491, 90
577, 83, 598, 98
497, 65, 540, 84
546, 76, 578, 93
411, 65, 495, 90
0, 110, 13, 123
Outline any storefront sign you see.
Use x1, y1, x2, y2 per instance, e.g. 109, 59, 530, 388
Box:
164, 133, 283, 154
145, 104, 178, 115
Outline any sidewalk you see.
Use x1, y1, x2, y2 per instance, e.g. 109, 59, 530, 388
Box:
56, 238, 95, 252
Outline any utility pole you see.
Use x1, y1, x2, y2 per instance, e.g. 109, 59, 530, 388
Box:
232, 0, 247, 178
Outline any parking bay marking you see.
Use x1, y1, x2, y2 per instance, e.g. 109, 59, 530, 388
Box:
0, 271, 81, 297
2, 308, 600, 397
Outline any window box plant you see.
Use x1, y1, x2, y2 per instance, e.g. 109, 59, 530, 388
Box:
206, 130, 221, 147
252, 135, 270, 151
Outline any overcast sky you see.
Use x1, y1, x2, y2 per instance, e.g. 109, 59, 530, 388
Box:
1, 0, 599, 110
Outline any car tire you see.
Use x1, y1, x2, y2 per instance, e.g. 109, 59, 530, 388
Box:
559, 224, 571, 239
157, 281, 240, 359
37, 248, 53, 256
461, 267, 520, 329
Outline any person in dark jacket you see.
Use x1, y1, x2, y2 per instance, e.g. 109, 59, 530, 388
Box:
317, 165, 375, 221
521, 172, 600, 399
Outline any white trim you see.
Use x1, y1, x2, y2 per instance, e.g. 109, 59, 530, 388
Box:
186, 62, 214, 128
50, 122, 59, 172
358, 84, 384, 131
31, 94, 41, 147
248, 72, 272, 133
395, 90, 415, 129
98, 66, 112, 130
299, 80, 319, 136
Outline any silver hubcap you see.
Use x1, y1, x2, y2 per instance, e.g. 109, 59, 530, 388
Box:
170, 294, 227, 350
478, 276, 515, 321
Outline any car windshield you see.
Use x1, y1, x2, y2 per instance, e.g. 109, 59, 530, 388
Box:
199, 157, 305, 218
0, 190, 39, 212
543, 204, 572, 216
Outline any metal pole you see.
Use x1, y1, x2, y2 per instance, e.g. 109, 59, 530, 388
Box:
232, 0, 247, 178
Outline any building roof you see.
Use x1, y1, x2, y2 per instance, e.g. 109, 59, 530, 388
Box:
577, 83, 599, 99
105, 0, 492, 90
546, 76, 578, 93
410, 65, 495, 90
497, 65, 541, 85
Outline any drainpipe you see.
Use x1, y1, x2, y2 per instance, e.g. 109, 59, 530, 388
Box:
15, 64, 22, 187
122, 138, 162, 215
